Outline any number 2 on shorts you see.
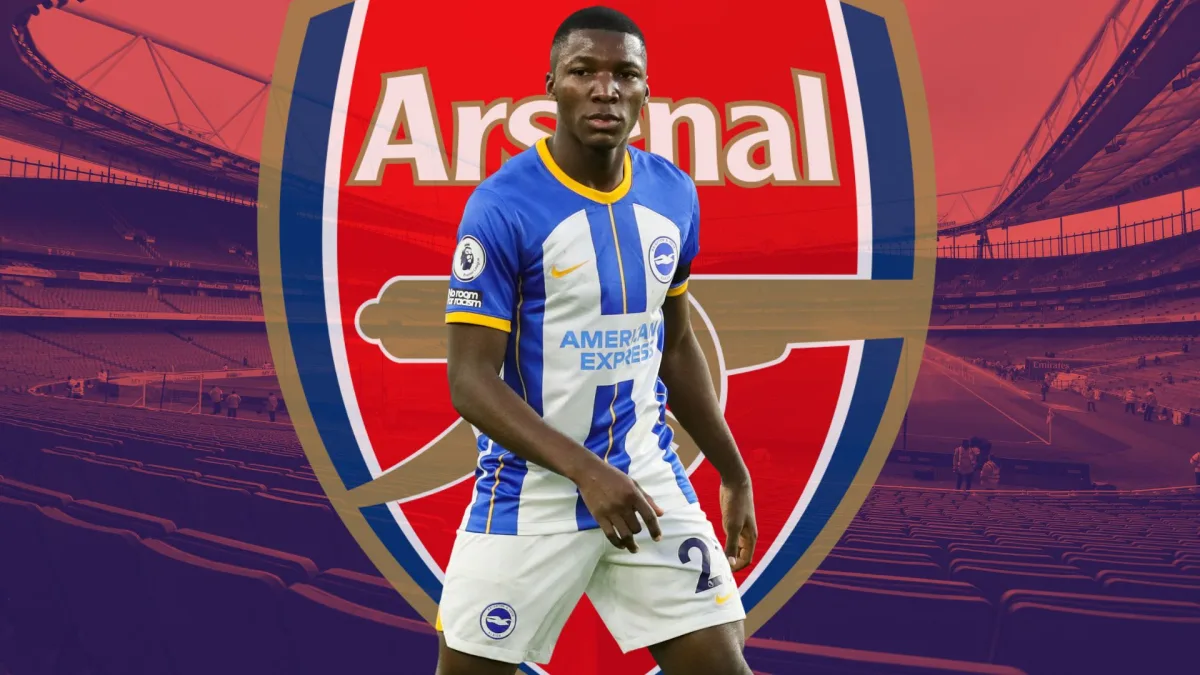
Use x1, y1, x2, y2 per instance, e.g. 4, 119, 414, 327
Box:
678, 537, 723, 593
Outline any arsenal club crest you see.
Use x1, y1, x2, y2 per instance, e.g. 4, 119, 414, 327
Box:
259, 0, 935, 672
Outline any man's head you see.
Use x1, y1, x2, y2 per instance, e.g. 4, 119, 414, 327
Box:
547, 6, 647, 150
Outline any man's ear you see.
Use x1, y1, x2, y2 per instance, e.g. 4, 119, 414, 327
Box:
546, 72, 555, 99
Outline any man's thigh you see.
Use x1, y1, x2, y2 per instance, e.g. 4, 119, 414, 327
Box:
585, 503, 747, 657
436, 527, 604, 667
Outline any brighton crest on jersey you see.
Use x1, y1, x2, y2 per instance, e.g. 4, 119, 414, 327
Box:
445, 137, 700, 536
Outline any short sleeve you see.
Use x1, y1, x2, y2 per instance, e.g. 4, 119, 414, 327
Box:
668, 181, 700, 297
445, 188, 521, 332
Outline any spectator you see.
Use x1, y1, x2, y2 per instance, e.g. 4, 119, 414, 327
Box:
226, 390, 241, 418
1192, 451, 1200, 486
1040, 378, 1050, 402
209, 385, 223, 415
266, 392, 279, 423
1124, 388, 1136, 414
1144, 388, 1158, 422
980, 456, 1001, 490
953, 440, 979, 492
1084, 384, 1097, 412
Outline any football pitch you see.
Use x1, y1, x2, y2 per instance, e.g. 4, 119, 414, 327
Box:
891, 348, 1199, 489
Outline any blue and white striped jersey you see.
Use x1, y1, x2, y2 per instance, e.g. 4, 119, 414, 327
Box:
445, 137, 700, 536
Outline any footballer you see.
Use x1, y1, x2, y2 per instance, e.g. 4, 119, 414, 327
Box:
436, 6, 757, 674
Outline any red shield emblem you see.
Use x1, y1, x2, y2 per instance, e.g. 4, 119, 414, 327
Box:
259, 0, 934, 672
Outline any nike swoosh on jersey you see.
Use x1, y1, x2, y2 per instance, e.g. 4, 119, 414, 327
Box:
715, 592, 735, 605
549, 261, 589, 278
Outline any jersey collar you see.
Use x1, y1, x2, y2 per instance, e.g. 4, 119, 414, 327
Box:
535, 137, 632, 204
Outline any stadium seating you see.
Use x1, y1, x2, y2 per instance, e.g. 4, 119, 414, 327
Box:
162, 292, 263, 316
5, 284, 169, 312
0, 323, 273, 392
5, 170, 1200, 673
935, 229, 1200, 297
932, 295, 1200, 329
283, 585, 437, 675
5, 391, 1199, 674
2, 183, 152, 260
744, 639, 1027, 675
752, 487, 1200, 674
1, 179, 257, 270
1, 282, 265, 318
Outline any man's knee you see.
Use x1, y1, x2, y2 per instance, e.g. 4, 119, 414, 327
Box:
650, 621, 752, 675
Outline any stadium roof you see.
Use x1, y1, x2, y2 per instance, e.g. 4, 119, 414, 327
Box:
0, 0, 258, 199
940, 0, 1200, 237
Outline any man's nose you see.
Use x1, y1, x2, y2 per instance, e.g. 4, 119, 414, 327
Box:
590, 74, 619, 100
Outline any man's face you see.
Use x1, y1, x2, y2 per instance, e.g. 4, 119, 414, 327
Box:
547, 29, 647, 150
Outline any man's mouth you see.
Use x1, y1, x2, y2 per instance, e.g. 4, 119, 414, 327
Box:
585, 113, 623, 130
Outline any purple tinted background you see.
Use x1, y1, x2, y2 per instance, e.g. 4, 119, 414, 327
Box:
1, 1, 1199, 674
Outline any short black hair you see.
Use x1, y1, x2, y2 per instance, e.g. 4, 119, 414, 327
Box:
550, 6, 645, 69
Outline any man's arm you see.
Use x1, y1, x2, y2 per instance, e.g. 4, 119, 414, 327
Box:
446, 322, 662, 551
658, 289, 757, 571
657, 293, 749, 485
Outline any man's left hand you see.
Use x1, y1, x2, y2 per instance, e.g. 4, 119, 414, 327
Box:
719, 478, 757, 572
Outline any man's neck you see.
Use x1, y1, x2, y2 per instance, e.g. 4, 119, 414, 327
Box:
547, 131, 625, 193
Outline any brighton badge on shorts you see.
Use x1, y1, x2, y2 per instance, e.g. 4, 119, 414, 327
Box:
480, 603, 517, 640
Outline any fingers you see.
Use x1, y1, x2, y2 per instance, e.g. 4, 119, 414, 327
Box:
618, 510, 642, 553
634, 489, 663, 542
602, 499, 661, 553
589, 478, 667, 553
734, 522, 758, 572
600, 512, 641, 553
598, 517, 625, 551
723, 519, 742, 569
724, 514, 759, 572
642, 488, 665, 517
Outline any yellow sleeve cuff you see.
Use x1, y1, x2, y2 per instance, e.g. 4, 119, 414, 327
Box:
666, 280, 689, 297
446, 311, 512, 333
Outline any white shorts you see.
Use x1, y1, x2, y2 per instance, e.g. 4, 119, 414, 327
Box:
436, 502, 747, 665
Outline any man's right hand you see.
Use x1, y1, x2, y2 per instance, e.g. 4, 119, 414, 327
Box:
448, 324, 665, 553
574, 461, 664, 553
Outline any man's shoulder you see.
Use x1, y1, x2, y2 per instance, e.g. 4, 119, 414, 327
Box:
471, 146, 549, 207
629, 147, 698, 227
631, 146, 696, 194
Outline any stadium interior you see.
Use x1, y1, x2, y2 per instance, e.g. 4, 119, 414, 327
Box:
1, 0, 1199, 673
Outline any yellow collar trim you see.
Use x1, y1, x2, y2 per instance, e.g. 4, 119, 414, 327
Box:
535, 137, 632, 204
